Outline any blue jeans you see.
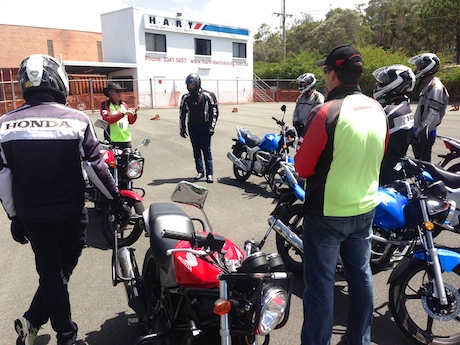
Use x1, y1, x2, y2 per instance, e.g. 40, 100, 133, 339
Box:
189, 125, 213, 175
301, 209, 375, 345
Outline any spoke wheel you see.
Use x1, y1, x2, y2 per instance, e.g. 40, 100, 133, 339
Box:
389, 259, 460, 345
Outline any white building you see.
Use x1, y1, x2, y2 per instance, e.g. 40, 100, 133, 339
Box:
101, 7, 253, 107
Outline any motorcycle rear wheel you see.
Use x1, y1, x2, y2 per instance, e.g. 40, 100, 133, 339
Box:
447, 162, 460, 174
389, 259, 460, 345
142, 249, 176, 345
275, 203, 304, 273
102, 199, 144, 248
233, 150, 251, 181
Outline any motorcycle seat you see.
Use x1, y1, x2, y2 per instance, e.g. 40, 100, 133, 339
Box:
423, 162, 460, 189
239, 129, 261, 148
147, 203, 195, 287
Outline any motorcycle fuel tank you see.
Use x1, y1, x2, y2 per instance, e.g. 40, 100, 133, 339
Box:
374, 187, 408, 230
259, 133, 281, 152
173, 234, 244, 288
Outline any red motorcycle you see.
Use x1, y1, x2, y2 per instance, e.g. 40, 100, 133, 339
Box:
437, 134, 460, 173
85, 119, 150, 247
112, 181, 292, 345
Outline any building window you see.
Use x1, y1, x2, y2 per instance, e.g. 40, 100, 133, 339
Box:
145, 33, 166, 52
195, 38, 211, 56
47, 40, 54, 57
233, 42, 246, 58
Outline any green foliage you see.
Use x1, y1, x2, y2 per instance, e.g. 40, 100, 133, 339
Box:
252, 0, 460, 100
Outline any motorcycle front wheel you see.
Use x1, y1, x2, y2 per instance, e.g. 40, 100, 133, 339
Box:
268, 161, 285, 198
389, 259, 460, 345
276, 203, 304, 273
102, 199, 144, 247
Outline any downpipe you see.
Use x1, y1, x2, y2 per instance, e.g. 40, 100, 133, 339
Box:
268, 216, 303, 252
227, 151, 248, 172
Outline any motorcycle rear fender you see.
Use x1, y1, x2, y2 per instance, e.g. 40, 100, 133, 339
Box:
120, 190, 144, 201
388, 248, 460, 284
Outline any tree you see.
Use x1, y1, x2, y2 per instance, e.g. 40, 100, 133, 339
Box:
285, 13, 318, 54
309, 8, 363, 55
363, 0, 426, 54
420, 0, 460, 64
253, 24, 283, 62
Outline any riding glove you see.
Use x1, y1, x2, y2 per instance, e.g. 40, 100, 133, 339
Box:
180, 129, 188, 138
10, 216, 28, 244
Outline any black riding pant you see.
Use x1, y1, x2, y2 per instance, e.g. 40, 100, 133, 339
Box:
22, 208, 88, 345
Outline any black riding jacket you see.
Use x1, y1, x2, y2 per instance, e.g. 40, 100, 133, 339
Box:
0, 94, 119, 222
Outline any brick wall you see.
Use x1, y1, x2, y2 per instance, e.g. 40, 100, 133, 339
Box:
0, 24, 103, 69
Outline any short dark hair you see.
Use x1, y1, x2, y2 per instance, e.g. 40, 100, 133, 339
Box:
334, 61, 363, 84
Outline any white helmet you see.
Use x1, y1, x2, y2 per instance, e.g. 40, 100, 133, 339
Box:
18, 54, 69, 104
408, 53, 440, 79
372, 64, 415, 101
296, 73, 316, 94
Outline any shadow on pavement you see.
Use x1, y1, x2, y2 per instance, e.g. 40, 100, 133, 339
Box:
83, 312, 146, 345
217, 176, 275, 199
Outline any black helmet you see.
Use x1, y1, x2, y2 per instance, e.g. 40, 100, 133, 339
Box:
186, 73, 201, 95
372, 64, 415, 101
408, 53, 440, 79
296, 73, 316, 94
18, 54, 69, 104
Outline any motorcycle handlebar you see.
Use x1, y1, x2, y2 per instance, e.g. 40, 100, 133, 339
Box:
161, 229, 208, 246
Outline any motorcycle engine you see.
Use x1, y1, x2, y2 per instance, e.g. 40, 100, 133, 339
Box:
254, 151, 271, 174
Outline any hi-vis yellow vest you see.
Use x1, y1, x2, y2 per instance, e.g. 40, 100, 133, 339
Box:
109, 103, 131, 143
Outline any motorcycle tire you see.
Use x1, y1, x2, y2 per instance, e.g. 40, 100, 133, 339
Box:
268, 161, 285, 198
102, 199, 144, 248
447, 162, 460, 174
388, 259, 460, 345
233, 149, 251, 181
275, 203, 304, 273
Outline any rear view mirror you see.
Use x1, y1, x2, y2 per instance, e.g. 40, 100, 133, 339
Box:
171, 181, 208, 210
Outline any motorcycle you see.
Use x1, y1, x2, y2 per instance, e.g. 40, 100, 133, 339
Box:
257, 159, 456, 276
437, 134, 460, 173
227, 104, 296, 197
85, 119, 150, 247
112, 180, 292, 345
416, 159, 460, 232
385, 164, 460, 345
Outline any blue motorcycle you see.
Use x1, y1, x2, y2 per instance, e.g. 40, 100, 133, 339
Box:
266, 159, 460, 344
227, 104, 296, 197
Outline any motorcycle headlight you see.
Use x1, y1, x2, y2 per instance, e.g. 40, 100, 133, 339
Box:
126, 159, 143, 179
257, 287, 288, 335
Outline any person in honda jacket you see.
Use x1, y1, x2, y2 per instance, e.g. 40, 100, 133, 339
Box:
0, 54, 130, 345
294, 45, 389, 345
179, 73, 219, 183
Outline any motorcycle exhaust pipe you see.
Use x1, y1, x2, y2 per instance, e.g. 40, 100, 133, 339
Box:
117, 247, 149, 320
117, 247, 137, 279
227, 151, 248, 172
268, 216, 303, 252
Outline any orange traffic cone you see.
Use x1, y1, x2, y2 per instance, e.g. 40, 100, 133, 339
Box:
232, 107, 238, 113
151, 114, 160, 120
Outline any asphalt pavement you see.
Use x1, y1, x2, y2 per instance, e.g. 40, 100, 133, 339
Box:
0, 101, 459, 345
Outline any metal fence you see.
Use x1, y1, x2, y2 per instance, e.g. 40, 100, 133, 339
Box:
0, 77, 305, 114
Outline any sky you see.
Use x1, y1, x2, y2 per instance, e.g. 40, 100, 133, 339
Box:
0, 0, 367, 34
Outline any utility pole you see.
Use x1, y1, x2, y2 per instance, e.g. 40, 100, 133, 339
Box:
273, 0, 292, 61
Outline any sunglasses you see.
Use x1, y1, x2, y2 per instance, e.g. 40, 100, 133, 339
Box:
323, 66, 334, 74
113, 90, 124, 93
